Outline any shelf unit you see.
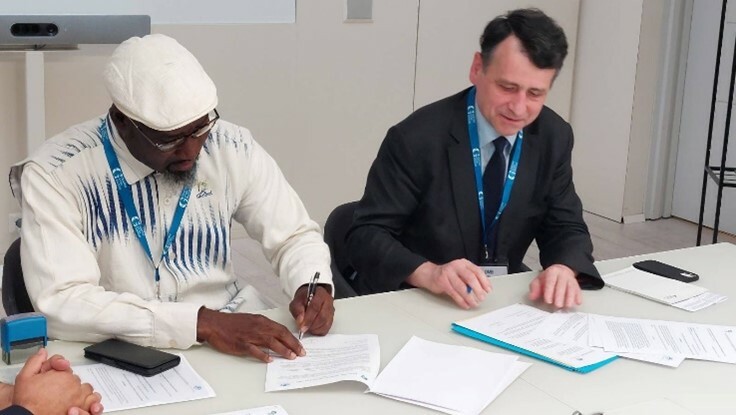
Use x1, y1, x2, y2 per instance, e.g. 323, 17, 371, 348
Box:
697, 0, 736, 244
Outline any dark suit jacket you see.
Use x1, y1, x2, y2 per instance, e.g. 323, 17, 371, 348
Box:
347, 88, 602, 294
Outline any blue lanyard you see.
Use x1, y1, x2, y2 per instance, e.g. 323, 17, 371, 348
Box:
466, 87, 523, 260
99, 118, 191, 299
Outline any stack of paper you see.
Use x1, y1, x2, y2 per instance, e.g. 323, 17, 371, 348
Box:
603, 267, 727, 311
531, 311, 685, 368
528, 309, 736, 367
452, 304, 618, 373
587, 314, 736, 365
369, 336, 529, 415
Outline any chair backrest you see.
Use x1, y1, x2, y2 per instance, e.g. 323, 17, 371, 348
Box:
2, 237, 34, 315
323, 201, 359, 299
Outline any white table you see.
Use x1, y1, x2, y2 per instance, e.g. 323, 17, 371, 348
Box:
385, 242, 736, 414
44, 243, 736, 414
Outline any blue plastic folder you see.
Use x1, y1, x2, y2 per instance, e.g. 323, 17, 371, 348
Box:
451, 323, 618, 373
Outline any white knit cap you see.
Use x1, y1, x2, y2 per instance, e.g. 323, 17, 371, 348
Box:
103, 34, 218, 131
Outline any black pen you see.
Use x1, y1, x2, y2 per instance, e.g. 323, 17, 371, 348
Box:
299, 271, 320, 340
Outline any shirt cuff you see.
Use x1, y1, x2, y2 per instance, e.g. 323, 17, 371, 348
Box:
151, 301, 203, 349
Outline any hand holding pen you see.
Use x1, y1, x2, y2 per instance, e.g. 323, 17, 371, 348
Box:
288, 271, 335, 341
299, 272, 320, 339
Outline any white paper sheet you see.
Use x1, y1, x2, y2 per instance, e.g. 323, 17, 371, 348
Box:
533, 312, 684, 367
531, 311, 589, 345
265, 334, 380, 392
75, 354, 215, 412
587, 314, 736, 363
210, 405, 289, 415
369, 336, 527, 415
456, 304, 616, 369
603, 267, 708, 305
617, 352, 685, 367
373, 362, 531, 415
672, 291, 728, 311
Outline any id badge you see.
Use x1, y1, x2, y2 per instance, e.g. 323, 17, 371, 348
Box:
480, 264, 508, 277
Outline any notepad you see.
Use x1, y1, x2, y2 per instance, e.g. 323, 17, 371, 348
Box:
453, 304, 617, 373
603, 267, 726, 311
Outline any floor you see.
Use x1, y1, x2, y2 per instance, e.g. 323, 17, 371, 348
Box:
232, 214, 736, 308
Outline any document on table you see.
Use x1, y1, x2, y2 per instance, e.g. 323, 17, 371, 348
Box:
453, 304, 617, 372
368, 336, 530, 415
75, 354, 215, 412
210, 405, 289, 415
587, 314, 736, 363
603, 267, 726, 311
265, 334, 379, 392
673, 291, 728, 311
532, 311, 685, 368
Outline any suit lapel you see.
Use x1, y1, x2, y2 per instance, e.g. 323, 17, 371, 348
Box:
448, 93, 482, 263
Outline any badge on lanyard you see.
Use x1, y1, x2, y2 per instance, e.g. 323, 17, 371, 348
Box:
466, 87, 523, 263
480, 264, 509, 278
99, 117, 192, 300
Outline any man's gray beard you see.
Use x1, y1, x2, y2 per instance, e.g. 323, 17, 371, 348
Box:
162, 163, 198, 186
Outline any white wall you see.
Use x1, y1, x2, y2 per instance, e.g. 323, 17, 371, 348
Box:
0, 0, 296, 24
32, 1, 422, 239
625, 0, 667, 220
0, 54, 24, 251
414, 0, 579, 118
2, 0, 681, 260
0, 0, 585, 252
570, 0, 644, 222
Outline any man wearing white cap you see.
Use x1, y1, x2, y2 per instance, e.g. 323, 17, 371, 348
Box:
10, 34, 334, 362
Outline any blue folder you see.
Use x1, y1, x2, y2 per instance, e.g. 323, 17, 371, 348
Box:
451, 323, 618, 374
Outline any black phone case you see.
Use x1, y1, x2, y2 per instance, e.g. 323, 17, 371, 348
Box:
84, 339, 180, 377
632, 260, 699, 283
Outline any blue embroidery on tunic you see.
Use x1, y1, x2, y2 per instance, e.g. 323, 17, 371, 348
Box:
62, 123, 253, 283
105, 177, 118, 237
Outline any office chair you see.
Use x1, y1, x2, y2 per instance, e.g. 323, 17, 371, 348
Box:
2, 237, 34, 315
323, 201, 359, 299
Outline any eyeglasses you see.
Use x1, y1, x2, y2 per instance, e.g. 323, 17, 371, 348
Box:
129, 108, 220, 152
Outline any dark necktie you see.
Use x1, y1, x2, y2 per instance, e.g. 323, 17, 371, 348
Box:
482, 137, 509, 256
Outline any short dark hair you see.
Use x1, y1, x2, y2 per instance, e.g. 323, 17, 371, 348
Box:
480, 8, 568, 72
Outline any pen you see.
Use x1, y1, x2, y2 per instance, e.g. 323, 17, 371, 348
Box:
299, 271, 320, 340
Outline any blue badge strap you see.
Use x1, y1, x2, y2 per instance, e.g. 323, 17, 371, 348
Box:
99, 118, 191, 298
466, 87, 523, 260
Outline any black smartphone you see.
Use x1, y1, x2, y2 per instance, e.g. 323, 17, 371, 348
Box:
632, 260, 699, 283
84, 339, 180, 377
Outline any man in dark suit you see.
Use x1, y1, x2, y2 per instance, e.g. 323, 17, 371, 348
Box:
347, 8, 603, 309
